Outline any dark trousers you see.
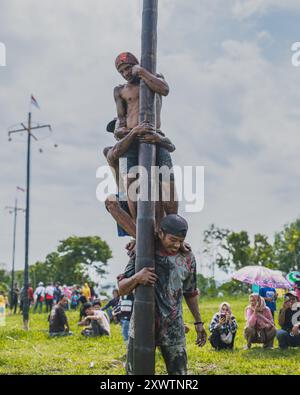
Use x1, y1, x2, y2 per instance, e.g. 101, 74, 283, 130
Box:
11, 298, 18, 314
209, 330, 236, 350
244, 326, 276, 348
45, 299, 53, 313
277, 329, 300, 349
81, 321, 109, 337
126, 337, 187, 375
34, 299, 43, 313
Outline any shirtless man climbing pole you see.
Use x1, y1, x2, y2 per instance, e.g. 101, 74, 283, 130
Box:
113, 52, 178, 222
104, 121, 176, 239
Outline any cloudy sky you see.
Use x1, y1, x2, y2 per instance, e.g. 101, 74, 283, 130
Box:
1, 0, 300, 286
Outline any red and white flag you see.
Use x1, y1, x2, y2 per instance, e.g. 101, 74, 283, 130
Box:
16, 186, 25, 192
30, 94, 40, 109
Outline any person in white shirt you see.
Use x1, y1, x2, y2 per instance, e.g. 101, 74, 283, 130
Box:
79, 302, 110, 337
34, 282, 45, 314
45, 283, 55, 313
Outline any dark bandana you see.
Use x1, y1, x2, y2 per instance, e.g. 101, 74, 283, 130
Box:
115, 52, 139, 70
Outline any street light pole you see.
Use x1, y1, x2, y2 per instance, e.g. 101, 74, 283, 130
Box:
133, 0, 158, 375
8, 111, 51, 330
5, 198, 25, 308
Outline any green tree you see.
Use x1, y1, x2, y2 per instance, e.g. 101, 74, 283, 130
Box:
196, 274, 218, 297
225, 231, 252, 271
57, 236, 111, 277
203, 224, 230, 274
218, 279, 250, 296
0, 269, 10, 293
251, 233, 276, 269
274, 218, 300, 273
18, 236, 112, 287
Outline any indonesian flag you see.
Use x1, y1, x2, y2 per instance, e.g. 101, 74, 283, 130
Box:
31, 95, 40, 109
17, 186, 25, 192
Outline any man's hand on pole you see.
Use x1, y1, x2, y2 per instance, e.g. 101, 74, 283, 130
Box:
136, 267, 157, 286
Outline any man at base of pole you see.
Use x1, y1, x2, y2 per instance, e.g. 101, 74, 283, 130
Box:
118, 214, 207, 375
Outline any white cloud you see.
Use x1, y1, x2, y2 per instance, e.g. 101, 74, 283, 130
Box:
1, 1, 300, 285
232, 0, 300, 19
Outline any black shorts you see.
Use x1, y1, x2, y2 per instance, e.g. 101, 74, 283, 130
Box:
119, 143, 174, 182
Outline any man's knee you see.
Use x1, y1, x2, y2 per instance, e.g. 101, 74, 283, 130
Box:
244, 326, 256, 339
160, 345, 187, 375
105, 194, 118, 212
268, 326, 277, 338
276, 329, 289, 342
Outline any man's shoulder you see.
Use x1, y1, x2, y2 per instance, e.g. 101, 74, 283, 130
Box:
156, 72, 165, 79
114, 84, 126, 95
176, 250, 196, 264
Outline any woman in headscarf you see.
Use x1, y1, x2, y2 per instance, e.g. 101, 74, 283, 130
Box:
209, 302, 238, 350
244, 293, 276, 349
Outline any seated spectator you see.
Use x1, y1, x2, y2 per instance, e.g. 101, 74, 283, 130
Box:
78, 293, 88, 321
209, 302, 237, 350
48, 295, 72, 337
92, 299, 102, 309
79, 303, 110, 337
102, 289, 120, 322
244, 294, 276, 349
276, 291, 300, 349
293, 282, 300, 301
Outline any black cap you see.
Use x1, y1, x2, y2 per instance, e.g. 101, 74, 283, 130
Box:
83, 302, 93, 310
106, 119, 117, 133
160, 214, 188, 238
92, 299, 101, 307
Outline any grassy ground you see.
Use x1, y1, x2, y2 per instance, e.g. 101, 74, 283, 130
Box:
0, 296, 299, 375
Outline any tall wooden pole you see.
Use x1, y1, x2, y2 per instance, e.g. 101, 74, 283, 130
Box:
133, 0, 158, 375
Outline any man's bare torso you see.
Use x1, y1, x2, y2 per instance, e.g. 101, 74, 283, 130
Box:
119, 82, 162, 129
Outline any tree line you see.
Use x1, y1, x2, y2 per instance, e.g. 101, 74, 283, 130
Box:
197, 217, 300, 296
202, 218, 300, 274
0, 236, 112, 292
1, 217, 299, 294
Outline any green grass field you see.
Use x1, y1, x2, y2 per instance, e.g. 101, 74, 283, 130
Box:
0, 296, 299, 375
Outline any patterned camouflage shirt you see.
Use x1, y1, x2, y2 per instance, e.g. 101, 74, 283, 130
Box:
119, 249, 199, 346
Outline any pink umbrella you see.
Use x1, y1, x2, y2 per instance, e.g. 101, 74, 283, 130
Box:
232, 266, 290, 289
